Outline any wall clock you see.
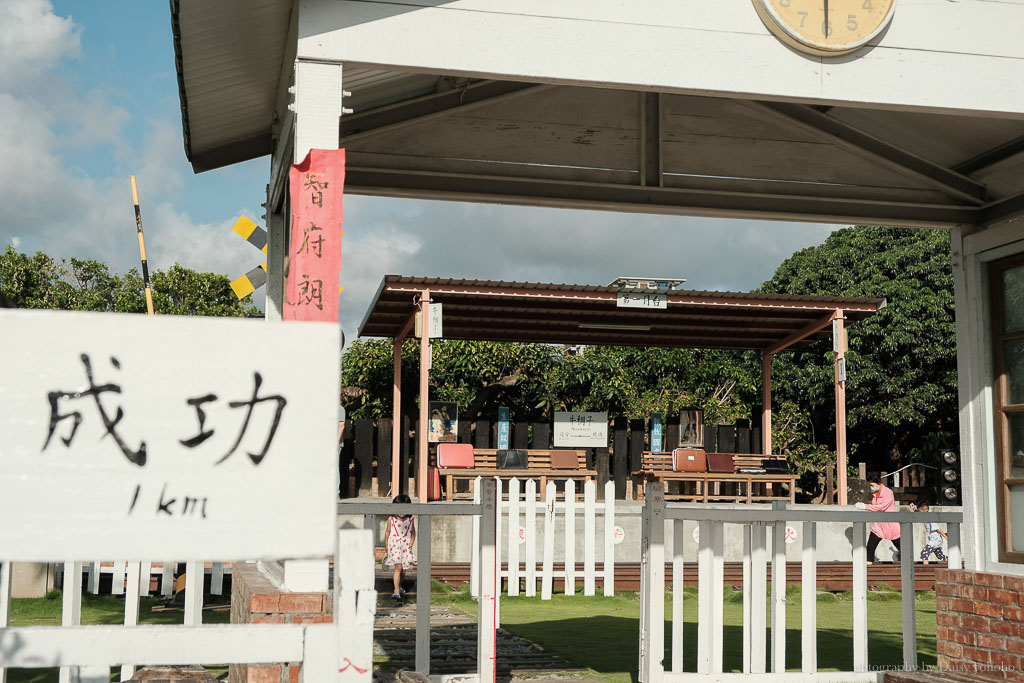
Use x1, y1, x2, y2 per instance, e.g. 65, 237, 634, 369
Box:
752, 0, 896, 56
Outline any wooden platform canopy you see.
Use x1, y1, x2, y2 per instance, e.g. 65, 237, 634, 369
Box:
359, 275, 886, 503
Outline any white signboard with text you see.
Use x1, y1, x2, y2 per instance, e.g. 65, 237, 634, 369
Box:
616, 291, 666, 309
553, 411, 608, 447
0, 310, 340, 562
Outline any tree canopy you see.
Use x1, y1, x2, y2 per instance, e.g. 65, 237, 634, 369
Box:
0, 246, 260, 317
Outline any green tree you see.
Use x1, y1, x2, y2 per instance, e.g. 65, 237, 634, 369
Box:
0, 246, 259, 317
760, 226, 957, 470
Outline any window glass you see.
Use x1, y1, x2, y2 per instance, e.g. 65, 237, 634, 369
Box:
1006, 339, 1024, 405
1008, 413, 1024, 478
1013, 486, 1024, 553
1004, 265, 1024, 333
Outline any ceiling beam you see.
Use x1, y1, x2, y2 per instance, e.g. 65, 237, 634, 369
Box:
347, 166, 979, 228
954, 134, 1024, 179
639, 92, 662, 188
339, 80, 547, 145
981, 190, 1024, 227
737, 100, 988, 206
763, 311, 838, 356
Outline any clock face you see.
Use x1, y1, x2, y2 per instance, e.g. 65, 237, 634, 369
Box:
754, 0, 896, 55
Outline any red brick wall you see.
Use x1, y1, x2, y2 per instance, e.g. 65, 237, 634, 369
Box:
935, 569, 1024, 681
229, 562, 333, 683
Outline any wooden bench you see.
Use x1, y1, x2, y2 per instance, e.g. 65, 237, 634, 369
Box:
437, 448, 593, 501
631, 451, 797, 503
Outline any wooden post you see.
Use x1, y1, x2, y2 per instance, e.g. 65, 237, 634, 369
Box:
801, 522, 817, 673
852, 523, 868, 672
120, 562, 142, 680
392, 336, 403, 496
513, 422, 529, 449
533, 421, 550, 449
603, 480, 615, 596
525, 479, 538, 597
900, 521, 918, 671
835, 310, 849, 505
130, 176, 155, 316
565, 480, 577, 596
762, 352, 773, 455
771, 505, 786, 673
416, 514, 432, 673
336, 529, 375, 683
595, 448, 610, 498
826, 463, 835, 504
417, 291, 430, 500
59, 561, 83, 683
614, 417, 628, 500
478, 479, 498, 683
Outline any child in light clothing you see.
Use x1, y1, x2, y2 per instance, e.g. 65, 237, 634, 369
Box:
910, 502, 947, 563
384, 494, 416, 600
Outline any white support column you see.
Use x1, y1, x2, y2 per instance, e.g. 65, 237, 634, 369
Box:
495, 478, 503, 624
184, 560, 203, 627
336, 529, 376, 683
477, 479, 499, 683
59, 561, 83, 683
947, 522, 962, 569
526, 479, 538, 597
603, 480, 615, 597
671, 520, 684, 674
564, 480, 576, 596
302, 623, 339, 683
711, 522, 725, 674
697, 520, 712, 674
639, 490, 650, 682
508, 478, 521, 597
852, 523, 868, 672
771, 513, 787, 673
750, 523, 768, 674
899, 521, 918, 672
584, 480, 596, 596
640, 483, 665, 683
265, 209, 286, 322
801, 521, 817, 674
542, 481, 556, 600
120, 562, 142, 681
415, 514, 432, 674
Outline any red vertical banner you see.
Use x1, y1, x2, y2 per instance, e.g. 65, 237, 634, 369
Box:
285, 148, 345, 322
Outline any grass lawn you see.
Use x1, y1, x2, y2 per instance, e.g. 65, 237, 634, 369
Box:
433, 582, 936, 683
5, 592, 231, 683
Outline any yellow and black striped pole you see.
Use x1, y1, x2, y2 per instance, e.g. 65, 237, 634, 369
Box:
130, 175, 155, 315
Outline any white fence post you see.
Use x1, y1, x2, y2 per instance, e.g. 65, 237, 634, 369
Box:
541, 481, 556, 600
508, 478, 521, 597
111, 561, 126, 595
697, 519, 712, 674
72, 667, 109, 683
471, 477, 481, 598
495, 478, 502, 626
900, 521, 918, 672
640, 483, 665, 683
771, 509, 786, 673
416, 513, 432, 674
801, 521, 817, 674
947, 521, 962, 569
337, 528, 376, 683
742, 524, 752, 673
184, 561, 203, 627
852, 522, 868, 672
711, 521, 724, 673
565, 480, 576, 596
161, 561, 174, 596
584, 480, 596, 596
478, 478, 499, 683
671, 520, 684, 674
525, 479, 537, 597
139, 562, 152, 597
639, 488, 650, 682
211, 562, 225, 596
120, 562, 142, 681
0, 562, 11, 683
59, 561, 84, 683
87, 562, 100, 594
604, 480, 615, 597
302, 623, 338, 683
750, 522, 768, 674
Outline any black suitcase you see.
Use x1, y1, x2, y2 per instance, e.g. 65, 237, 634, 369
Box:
762, 458, 790, 474
498, 449, 529, 469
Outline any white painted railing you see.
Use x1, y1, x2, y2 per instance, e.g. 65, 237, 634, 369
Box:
337, 477, 501, 682
0, 533, 373, 683
638, 483, 963, 683
469, 477, 623, 599
70, 561, 227, 598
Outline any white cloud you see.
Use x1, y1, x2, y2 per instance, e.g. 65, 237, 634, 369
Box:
0, 0, 80, 90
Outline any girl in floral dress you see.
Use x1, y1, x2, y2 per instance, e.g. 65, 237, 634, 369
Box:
384, 494, 416, 600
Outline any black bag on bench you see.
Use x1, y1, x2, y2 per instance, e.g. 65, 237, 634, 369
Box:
498, 449, 529, 469
761, 459, 791, 474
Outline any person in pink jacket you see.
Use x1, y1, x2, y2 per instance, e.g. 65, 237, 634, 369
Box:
855, 474, 901, 564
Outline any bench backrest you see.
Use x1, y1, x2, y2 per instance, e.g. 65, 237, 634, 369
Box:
639, 451, 787, 473
472, 448, 589, 470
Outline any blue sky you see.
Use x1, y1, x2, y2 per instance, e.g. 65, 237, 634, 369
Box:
0, 1, 841, 337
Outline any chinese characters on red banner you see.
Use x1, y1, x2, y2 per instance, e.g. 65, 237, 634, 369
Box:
285, 149, 345, 321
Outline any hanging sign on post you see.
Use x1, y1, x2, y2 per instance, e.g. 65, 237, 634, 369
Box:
497, 407, 511, 451
285, 148, 345, 322
651, 413, 664, 452
553, 412, 608, 447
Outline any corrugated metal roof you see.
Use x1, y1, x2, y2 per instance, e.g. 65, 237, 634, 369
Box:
358, 275, 885, 351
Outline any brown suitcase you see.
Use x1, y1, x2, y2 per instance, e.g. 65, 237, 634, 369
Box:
550, 451, 579, 470
706, 452, 735, 473
672, 448, 707, 472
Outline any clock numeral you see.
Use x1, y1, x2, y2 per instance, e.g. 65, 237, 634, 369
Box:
847, 14, 858, 31
821, 20, 832, 37
779, 0, 790, 6
797, 10, 808, 27
862, 0, 873, 10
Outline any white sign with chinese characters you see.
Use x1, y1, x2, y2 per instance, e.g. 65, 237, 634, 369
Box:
0, 309, 340, 562
553, 411, 608, 447
616, 291, 666, 309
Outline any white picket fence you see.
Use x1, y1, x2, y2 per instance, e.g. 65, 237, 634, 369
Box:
637, 483, 964, 682
469, 477, 629, 599
66, 561, 228, 599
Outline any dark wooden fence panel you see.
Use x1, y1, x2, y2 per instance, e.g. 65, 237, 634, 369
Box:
665, 423, 680, 452
533, 422, 550, 449
718, 424, 736, 453
595, 448, 610, 499
377, 418, 393, 496
400, 415, 411, 495
513, 422, 529, 449
339, 421, 354, 499
613, 417, 628, 499
736, 420, 751, 454
457, 418, 472, 446
353, 419, 374, 496
474, 419, 491, 449
704, 425, 718, 454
